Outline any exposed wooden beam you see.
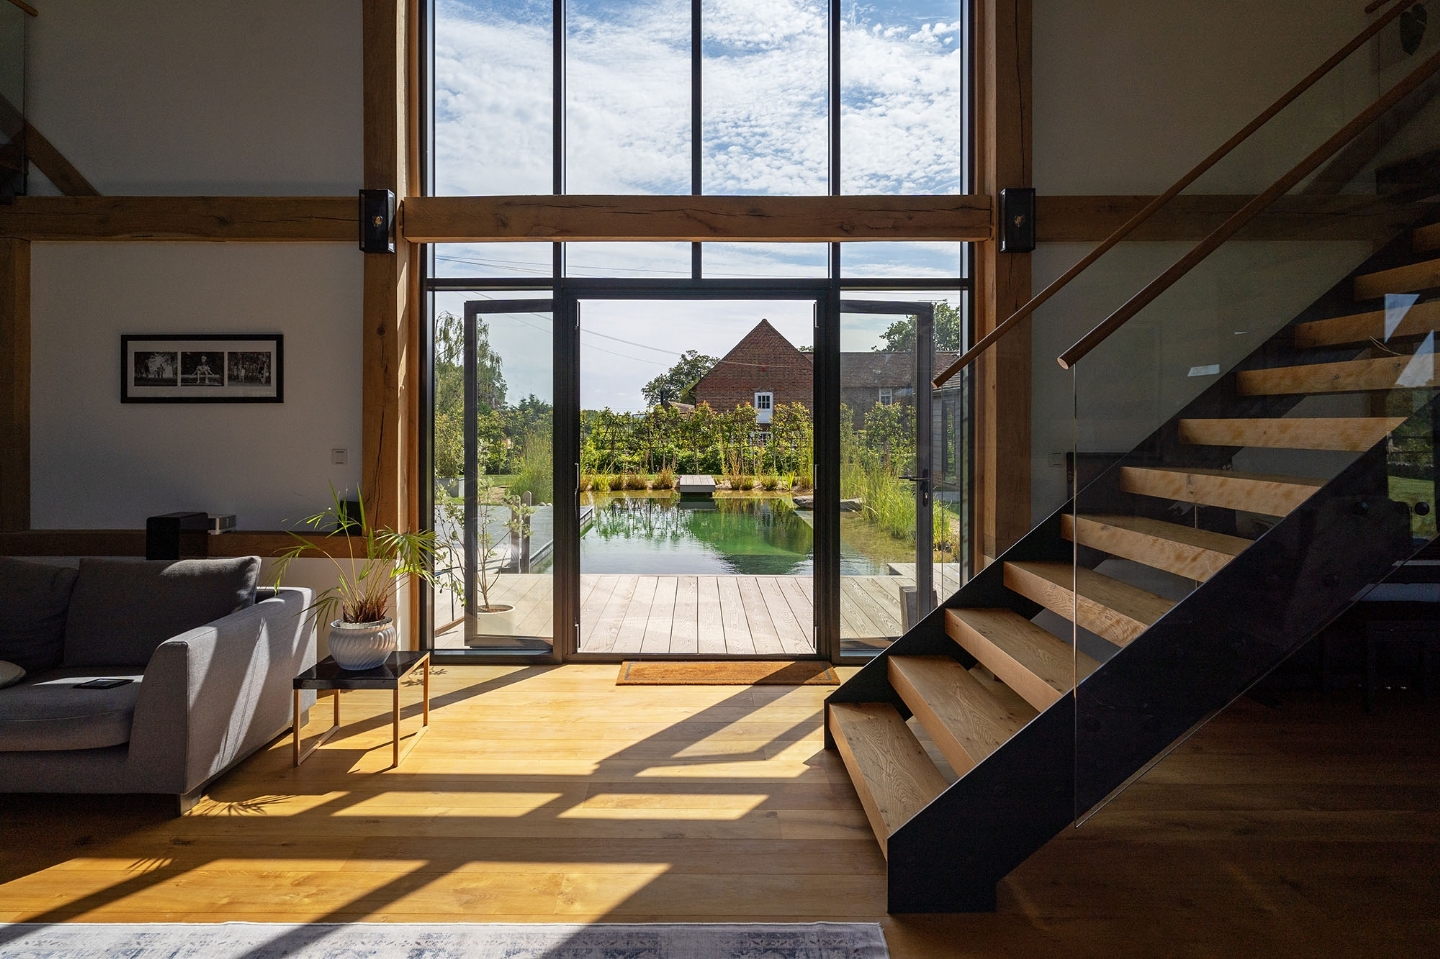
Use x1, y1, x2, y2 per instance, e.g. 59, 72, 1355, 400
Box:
0, 529, 363, 558
361, 0, 413, 541
972, 0, 1032, 566
0, 195, 357, 240
0, 238, 28, 532
401, 194, 993, 244
0, 92, 98, 196
1035, 194, 1428, 243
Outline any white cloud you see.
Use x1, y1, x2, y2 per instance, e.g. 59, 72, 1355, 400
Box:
434, 0, 963, 279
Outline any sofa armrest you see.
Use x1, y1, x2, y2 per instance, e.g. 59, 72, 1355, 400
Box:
127, 587, 316, 793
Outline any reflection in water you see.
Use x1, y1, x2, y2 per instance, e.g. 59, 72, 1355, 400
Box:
578, 494, 885, 575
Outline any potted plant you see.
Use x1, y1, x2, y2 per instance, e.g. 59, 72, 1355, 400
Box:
469, 480, 536, 636
272, 487, 438, 671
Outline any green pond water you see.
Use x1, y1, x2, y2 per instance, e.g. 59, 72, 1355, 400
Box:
574, 494, 894, 576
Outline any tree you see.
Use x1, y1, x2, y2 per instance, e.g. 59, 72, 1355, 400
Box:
433, 310, 510, 477
874, 301, 963, 353
642, 349, 718, 407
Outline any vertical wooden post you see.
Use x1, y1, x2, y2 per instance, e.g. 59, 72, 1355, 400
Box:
973, 0, 1033, 568
0, 237, 29, 532
363, 0, 421, 645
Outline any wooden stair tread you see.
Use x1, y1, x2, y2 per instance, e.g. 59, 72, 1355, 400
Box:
1237, 356, 1437, 395
1293, 300, 1440, 348
888, 656, 1036, 776
828, 702, 948, 857
1062, 513, 1248, 583
1355, 257, 1440, 300
1120, 466, 1324, 516
947, 607, 1098, 710
1417, 223, 1440, 253
1003, 561, 1174, 648
1177, 417, 1405, 452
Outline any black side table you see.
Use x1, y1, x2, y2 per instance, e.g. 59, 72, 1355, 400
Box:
293, 651, 430, 768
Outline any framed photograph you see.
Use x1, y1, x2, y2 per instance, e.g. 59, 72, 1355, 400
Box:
121, 334, 284, 403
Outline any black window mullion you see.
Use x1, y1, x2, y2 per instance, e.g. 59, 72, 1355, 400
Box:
692, 0, 702, 280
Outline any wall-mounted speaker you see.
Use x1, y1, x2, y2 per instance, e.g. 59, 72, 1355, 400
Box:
999, 187, 1036, 254
359, 189, 396, 254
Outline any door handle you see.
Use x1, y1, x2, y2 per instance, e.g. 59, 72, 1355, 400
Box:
899, 470, 931, 506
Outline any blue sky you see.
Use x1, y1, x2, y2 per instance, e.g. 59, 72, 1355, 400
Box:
433, 1, 965, 409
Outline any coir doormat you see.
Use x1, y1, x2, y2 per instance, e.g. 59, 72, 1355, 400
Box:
617, 660, 840, 685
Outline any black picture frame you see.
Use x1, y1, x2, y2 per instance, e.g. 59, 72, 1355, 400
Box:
120, 334, 284, 403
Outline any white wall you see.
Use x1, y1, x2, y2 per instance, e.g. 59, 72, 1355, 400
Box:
1027, 0, 1421, 518
30, 243, 363, 529
25, 0, 362, 196
25, 1, 366, 536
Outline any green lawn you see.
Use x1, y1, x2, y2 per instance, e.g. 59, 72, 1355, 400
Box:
1389, 475, 1437, 540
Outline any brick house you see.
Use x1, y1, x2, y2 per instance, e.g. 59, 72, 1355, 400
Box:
691, 319, 813, 423
840, 350, 959, 426
692, 319, 959, 426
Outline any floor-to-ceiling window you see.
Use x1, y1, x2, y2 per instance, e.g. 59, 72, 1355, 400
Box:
423, 0, 973, 662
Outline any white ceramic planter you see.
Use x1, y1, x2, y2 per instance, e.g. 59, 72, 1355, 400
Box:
473, 604, 515, 637
328, 618, 397, 670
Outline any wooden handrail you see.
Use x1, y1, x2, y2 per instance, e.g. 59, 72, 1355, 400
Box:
932, 0, 1414, 389
1364, 0, 1400, 15
4, 0, 37, 17
1057, 45, 1440, 370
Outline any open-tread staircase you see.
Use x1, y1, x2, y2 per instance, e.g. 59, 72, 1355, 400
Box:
827, 217, 1440, 912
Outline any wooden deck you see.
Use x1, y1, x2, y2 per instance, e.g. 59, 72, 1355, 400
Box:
434, 573, 918, 654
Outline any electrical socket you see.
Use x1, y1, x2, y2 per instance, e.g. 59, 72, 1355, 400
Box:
331, 448, 348, 465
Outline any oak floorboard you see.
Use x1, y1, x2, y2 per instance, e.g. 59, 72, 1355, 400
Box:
3, 665, 1437, 959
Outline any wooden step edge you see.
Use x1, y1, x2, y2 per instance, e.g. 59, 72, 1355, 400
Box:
888, 656, 1034, 775
1236, 355, 1437, 396
1177, 417, 1406, 452
1355, 257, 1440, 300
1003, 561, 1174, 648
1119, 466, 1324, 517
1062, 512, 1246, 583
828, 702, 948, 858
946, 607, 1091, 710
1293, 300, 1440, 348
1417, 223, 1440, 254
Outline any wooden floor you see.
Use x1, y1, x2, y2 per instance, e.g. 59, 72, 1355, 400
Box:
435, 574, 919, 654
3, 666, 1437, 957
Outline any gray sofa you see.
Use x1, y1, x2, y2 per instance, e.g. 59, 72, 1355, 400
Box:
0, 556, 316, 813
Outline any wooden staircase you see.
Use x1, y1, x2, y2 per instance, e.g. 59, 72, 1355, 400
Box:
826, 219, 1440, 912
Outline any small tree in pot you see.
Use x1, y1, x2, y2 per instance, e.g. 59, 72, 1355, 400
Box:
272, 487, 439, 670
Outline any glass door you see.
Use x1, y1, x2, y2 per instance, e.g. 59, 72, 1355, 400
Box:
838, 300, 940, 654
574, 298, 817, 658
431, 298, 555, 656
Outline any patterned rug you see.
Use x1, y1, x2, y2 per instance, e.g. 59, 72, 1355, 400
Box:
0, 922, 888, 958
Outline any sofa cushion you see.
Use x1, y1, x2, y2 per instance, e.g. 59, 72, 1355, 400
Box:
0, 557, 80, 673
0, 668, 145, 751
0, 660, 24, 689
64, 557, 260, 668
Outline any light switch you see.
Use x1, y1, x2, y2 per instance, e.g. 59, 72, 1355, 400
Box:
331, 449, 348, 465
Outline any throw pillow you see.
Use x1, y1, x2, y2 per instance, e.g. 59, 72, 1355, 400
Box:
0, 660, 25, 689
0, 557, 80, 673
63, 557, 261, 668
